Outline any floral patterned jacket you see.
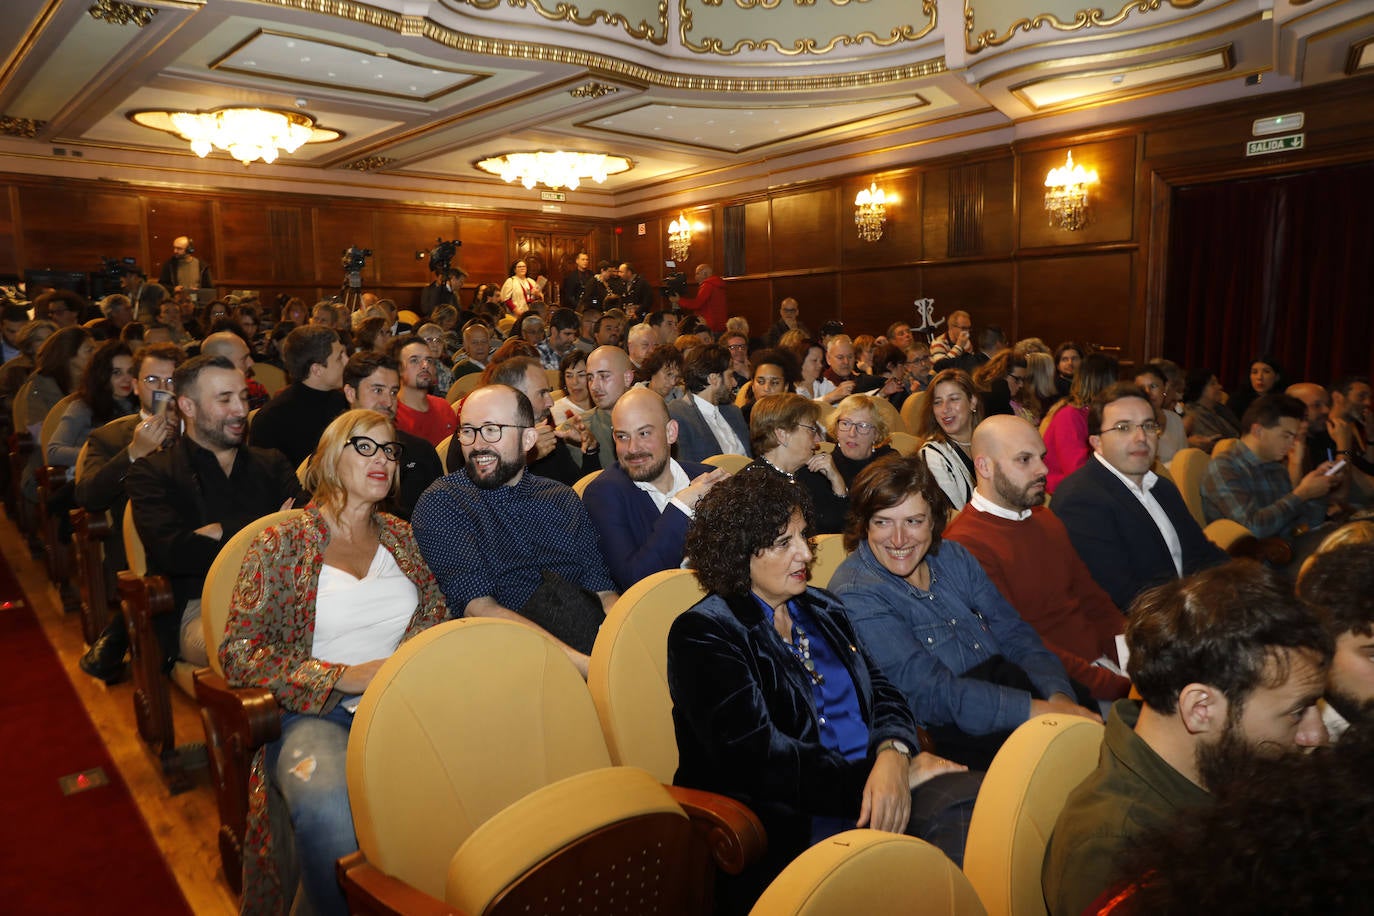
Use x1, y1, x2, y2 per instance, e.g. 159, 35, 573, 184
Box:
221, 505, 447, 915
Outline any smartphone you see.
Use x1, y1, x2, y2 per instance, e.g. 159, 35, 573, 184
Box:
1324, 458, 1347, 477
152, 389, 172, 416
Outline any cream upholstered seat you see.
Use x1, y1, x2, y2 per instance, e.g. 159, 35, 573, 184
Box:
1212, 436, 1239, 457
749, 830, 985, 915
888, 430, 922, 457
435, 434, 453, 473
588, 568, 706, 781
251, 362, 287, 396
1168, 447, 1211, 526
899, 389, 928, 436
342, 617, 765, 914
194, 508, 300, 894
572, 468, 602, 496
702, 452, 752, 473
962, 714, 1105, 916
808, 532, 849, 589
447, 373, 482, 402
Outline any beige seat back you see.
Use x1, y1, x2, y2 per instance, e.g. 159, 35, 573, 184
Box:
702, 452, 752, 473
572, 469, 602, 496
808, 533, 849, 589
200, 509, 303, 677
899, 390, 927, 436
436, 434, 453, 474
447, 373, 482, 402
868, 396, 905, 437
123, 507, 147, 577
750, 830, 986, 915
1169, 447, 1210, 526
251, 363, 287, 396
348, 618, 612, 901
1212, 436, 1239, 457
587, 569, 706, 781
888, 431, 922, 457
963, 714, 1105, 916
39, 392, 82, 456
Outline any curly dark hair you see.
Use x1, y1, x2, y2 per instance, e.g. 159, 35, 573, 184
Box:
686, 468, 815, 598
1113, 725, 1374, 914
636, 344, 683, 386
1126, 559, 1332, 715
843, 454, 950, 554
1299, 542, 1374, 639
77, 339, 134, 426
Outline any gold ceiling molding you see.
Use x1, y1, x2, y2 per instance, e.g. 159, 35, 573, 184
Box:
438, 0, 669, 44
680, 0, 936, 56
1008, 44, 1234, 112
88, 0, 158, 27
0, 116, 45, 138
570, 81, 620, 98
344, 156, 396, 171
251, 0, 946, 91
964, 0, 1205, 55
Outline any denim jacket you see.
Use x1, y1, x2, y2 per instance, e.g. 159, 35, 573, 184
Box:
829, 539, 1072, 736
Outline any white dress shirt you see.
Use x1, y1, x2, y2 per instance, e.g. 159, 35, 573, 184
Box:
632, 458, 696, 519
969, 489, 1033, 521
1092, 452, 1183, 575
692, 393, 747, 456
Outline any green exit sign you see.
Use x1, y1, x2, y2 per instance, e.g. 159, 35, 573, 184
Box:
1246, 133, 1305, 157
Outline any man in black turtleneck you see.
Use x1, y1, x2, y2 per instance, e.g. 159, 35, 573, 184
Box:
249, 325, 348, 467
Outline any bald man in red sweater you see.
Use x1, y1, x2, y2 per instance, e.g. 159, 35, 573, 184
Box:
944, 415, 1130, 703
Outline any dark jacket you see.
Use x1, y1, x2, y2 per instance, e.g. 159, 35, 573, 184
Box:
667, 395, 751, 463
1052, 456, 1227, 611
248, 382, 348, 467
583, 459, 710, 590
668, 587, 919, 904
392, 429, 443, 521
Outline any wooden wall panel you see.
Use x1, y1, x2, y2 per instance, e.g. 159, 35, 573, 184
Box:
1016, 252, 1134, 355
376, 210, 460, 287
922, 168, 950, 261
1019, 136, 1137, 250
456, 215, 511, 286
771, 188, 838, 272
313, 204, 378, 289
921, 262, 1016, 341
982, 155, 1017, 255
743, 200, 771, 277
218, 200, 304, 287
773, 273, 841, 330
20, 187, 143, 272
719, 277, 773, 334
840, 266, 922, 336
0, 188, 16, 276
616, 216, 661, 281
841, 172, 919, 267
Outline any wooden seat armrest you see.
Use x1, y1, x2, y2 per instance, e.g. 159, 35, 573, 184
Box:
337, 851, 469, 916
193, 670, 282, 748
71, 507, 112, 542
38, 464, 72, 487
117, 571, 177, 622
664, 785, 768, 875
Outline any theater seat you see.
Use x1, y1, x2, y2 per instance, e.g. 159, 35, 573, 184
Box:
448, 374, 482, 402
1168, 447, 1210, 526
702, 453, 752, 473
888, 431, 922, 457
251, 363, 287, 396
749, 830, 984, 915
962, 714, 1105, 916
340, 618, 764, 915
572, 469, 601, 496
194, 509, 301, 894
588, 568, 706, 781
899, 390, 928, 436
808, 533, 849, 589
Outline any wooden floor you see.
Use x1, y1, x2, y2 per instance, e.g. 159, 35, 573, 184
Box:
2, 517, 238, 916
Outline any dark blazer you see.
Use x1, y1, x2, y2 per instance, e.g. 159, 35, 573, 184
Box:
668, 587, 920, 909
1052, 456, 1227, 611
583, 460, 710, 591
667, 395, 751, 463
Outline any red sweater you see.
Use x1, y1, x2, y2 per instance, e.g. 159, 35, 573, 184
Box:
944, 504, 1130, 701
396, 394, 457, 447
677, 274, 727, 334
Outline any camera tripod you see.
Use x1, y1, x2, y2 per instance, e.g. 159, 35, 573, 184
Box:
335, 271, 364, 314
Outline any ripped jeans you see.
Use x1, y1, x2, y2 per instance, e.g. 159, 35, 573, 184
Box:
264, 705, 357, 916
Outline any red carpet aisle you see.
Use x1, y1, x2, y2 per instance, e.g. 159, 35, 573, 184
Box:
0, 550, 193, 915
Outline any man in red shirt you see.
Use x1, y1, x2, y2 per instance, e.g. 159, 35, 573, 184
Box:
392, 335, 456, 447
944, 414, 1131, 704
671, 264, 727, 335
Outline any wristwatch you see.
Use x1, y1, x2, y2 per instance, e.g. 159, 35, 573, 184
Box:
876, 738, 912, 758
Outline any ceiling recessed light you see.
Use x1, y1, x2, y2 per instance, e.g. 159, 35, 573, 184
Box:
300, 56, 310, 63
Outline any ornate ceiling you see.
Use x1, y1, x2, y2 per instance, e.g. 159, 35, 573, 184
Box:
0, 0, 1368, 216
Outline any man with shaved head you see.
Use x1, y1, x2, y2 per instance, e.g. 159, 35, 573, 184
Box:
584, 345, 635, 463
200, 327, 269, 409
944, 414, 1128, 707
582, 388, 729, 590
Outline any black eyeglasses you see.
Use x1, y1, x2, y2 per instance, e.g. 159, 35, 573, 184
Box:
1102, 420, 1162, 436
347, 436, 403, 461
458, 423, 529, 445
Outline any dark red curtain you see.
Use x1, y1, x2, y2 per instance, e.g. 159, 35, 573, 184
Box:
1163, 161, 1374, 392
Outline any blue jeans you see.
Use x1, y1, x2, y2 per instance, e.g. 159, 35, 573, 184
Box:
265, 705, 357, 916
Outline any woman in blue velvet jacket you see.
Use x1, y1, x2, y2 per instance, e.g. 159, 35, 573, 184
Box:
829, 454, 1092, 770
667, 470, 979, 913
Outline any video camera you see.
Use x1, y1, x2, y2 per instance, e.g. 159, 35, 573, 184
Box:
661, 269, 688, 300
422, 238, 467, 285
341, 247, 372, 289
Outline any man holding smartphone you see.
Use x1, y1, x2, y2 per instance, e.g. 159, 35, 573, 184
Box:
75, 342, 186, 683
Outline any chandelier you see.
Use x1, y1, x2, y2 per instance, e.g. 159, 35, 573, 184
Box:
1043, 150, 1098, 231
129, 107, 340, 166
854, 183, 887, 242
474, 151, 632, 191
667, 212, 693, 262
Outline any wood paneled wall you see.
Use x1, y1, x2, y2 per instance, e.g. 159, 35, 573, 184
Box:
618, 77, 1374, 369
0, 180, 613, 313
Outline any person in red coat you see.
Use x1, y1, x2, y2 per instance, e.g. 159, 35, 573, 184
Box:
672, 264, 728, 335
